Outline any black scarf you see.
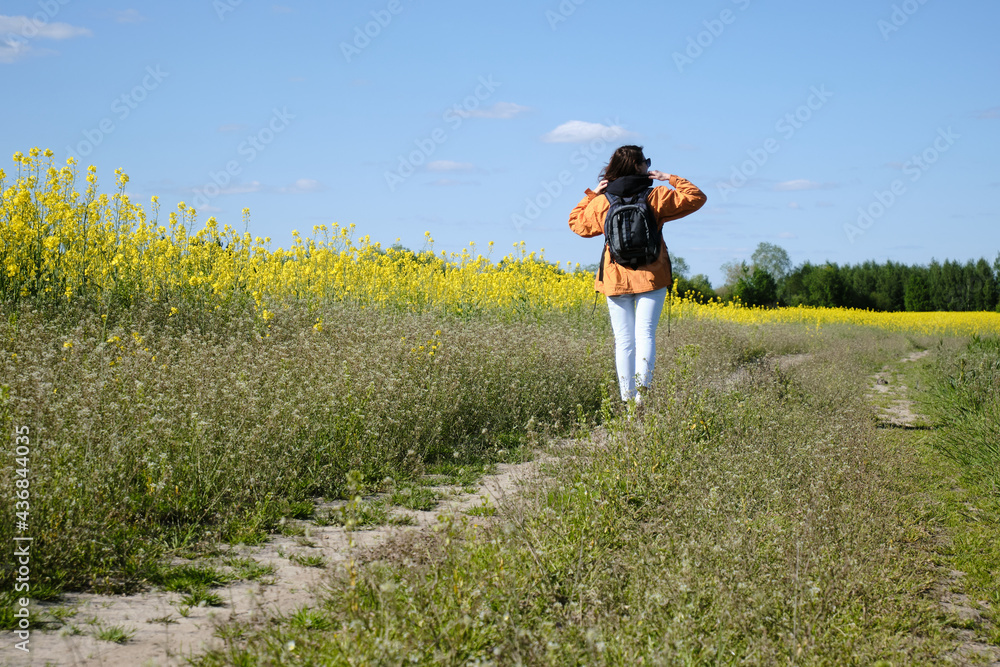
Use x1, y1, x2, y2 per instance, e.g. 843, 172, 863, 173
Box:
605, 175, 654, 198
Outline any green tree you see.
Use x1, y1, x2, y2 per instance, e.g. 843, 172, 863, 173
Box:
778, 262, 813, 306
733, 267, 778, 307
995, 253, 1000, 311
670, 254, 691, 280
751, 242, 792, 282
675, 273, 716, 302
939, 260, 968, 310
973, 258, 997, 310
904, 273, 933, 312
720, 260, 751, 287
804, 264, 847, 307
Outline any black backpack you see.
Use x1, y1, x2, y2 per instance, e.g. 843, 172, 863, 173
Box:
599, 187, 661, 278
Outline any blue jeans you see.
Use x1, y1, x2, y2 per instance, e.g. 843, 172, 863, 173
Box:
606, 287, 667, 401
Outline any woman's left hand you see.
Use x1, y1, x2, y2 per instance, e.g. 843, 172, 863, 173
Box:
593, 179, 609, 195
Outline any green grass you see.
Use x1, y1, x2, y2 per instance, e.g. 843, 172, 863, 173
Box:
907, 336, 1000, 648
465, 501, 497, 517
288, 552, 326, 569
390, 485, 442, 512
920, 335, 1000, 486
149, 562, 244, 610
150, 563, 234, 593
195, 322, 987, 665
181, 587, 225, 608
9, 294, 999, 663
285, 501, 315, 520
94, 623, 135, 644
223, 556, 276, 582
421, 461, 497, 487
319, 497, 391, 529
147, 614, 178, 625
0, 301, 607, 595
287, 606, 336, 632
277, 519, 308, 537
388, 513, 417, 526
213, 621, 246, 641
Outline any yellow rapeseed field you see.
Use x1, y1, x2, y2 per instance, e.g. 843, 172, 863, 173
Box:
672, 298, 1000, 337
3, 149, 999, 336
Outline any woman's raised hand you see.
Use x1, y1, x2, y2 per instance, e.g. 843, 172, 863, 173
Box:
593, 179, 609, 195
648, 170, 673, 182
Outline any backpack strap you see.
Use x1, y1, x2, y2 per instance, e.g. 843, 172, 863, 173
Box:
592, 247, 605, 315
601, 192, 618, 271
593, 235, 608, 315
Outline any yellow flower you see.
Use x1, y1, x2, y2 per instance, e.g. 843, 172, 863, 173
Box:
3, 146, 999, 338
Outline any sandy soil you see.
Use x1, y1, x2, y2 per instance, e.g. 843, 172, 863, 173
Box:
871, 349, 932, 428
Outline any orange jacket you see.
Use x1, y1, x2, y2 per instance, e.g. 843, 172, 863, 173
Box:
568, 175, 707, 296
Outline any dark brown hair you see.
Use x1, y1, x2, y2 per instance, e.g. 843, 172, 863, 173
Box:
600, 145, 649, 182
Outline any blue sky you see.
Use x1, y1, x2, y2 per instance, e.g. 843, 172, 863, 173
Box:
2, 0, 998, 285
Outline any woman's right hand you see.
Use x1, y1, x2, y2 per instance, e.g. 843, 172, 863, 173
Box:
648, 170, 674, 182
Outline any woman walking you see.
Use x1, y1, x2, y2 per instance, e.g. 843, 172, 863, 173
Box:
568, 145, 706, 405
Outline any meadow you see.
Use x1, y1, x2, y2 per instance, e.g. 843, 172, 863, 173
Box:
2, 151, 999, 664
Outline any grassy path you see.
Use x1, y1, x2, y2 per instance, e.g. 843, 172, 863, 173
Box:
184, 324, 999, 666
13, 455, 561, 666
873, 347, 1000, 666
7, 322, 1000, 666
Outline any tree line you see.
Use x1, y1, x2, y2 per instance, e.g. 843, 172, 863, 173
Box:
672, 243, 1000, 312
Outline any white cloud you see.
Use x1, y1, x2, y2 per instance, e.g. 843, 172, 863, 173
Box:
0, 38, 30, 64
0, 15, 92, 64
213, 182, 264, 196
976, 107, 1000, 119
461, 102, 530, 119
774, 179, 835, 192
113, 9, 146, 24
427, 160, 475, 172
541, 120, 633, 144
788, 202, 801, 209
0, 15, 91, 40
279, 179, 324, 194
